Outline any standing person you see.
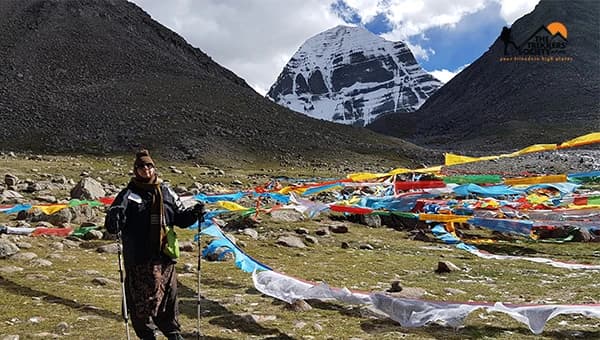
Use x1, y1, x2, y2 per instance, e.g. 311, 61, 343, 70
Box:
105, 150, 204, 340
500, 26, 518, 55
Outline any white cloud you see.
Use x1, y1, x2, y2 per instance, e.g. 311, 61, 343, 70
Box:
404, 41, 435, 61
428, 64, 469, 83
130, 0, 344, 95
128, 0, 539, 95
493, 0, 539, 25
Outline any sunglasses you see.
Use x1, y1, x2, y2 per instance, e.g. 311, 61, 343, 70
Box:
137, 163, 155, 169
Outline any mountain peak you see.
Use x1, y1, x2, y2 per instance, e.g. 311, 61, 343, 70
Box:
367, 0, 600, 150
267, 25, 441, 126
0, 0, 431, 167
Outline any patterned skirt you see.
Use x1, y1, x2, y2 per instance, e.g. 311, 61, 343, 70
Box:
125, 260, 176, 317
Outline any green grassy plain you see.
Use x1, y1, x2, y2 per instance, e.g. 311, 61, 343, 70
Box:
1, 154, 599, 339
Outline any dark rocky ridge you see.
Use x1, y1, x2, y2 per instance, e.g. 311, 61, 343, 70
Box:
0, 0, 432, 167
368, 0, 600, 151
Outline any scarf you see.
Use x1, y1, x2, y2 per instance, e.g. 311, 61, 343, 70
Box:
130, 176, 167, 255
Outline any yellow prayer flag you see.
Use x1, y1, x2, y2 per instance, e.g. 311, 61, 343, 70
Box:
347, 172, 389, 181
34, 205, 68, 215
418, 214, 471, 223
506, 144, 557, 157
277, 186, 307, 195
558, 132, 600, 149
216, 201, 248, 211
504, 174, 567, 185
444, 153, 499, 166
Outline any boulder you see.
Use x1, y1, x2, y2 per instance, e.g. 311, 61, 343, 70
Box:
0, 239, 20, 258
70, 177, 105, 200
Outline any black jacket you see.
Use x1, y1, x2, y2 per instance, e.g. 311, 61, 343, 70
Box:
105, 181, 196, 265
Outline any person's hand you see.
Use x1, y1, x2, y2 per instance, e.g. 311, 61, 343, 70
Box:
192, 203, 205, 219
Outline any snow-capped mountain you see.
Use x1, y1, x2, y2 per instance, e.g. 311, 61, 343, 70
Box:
267, 25, 443, 126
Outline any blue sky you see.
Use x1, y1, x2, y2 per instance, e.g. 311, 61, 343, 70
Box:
131, 0, 539, 94
344, 1, 506, 72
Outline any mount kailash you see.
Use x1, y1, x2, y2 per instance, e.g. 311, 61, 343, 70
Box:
267, 25, 443, 126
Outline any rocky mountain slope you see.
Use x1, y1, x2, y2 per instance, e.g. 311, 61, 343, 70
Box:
368, 0, 600, 151
0, 0, 432, 167
267, 25, 442, 126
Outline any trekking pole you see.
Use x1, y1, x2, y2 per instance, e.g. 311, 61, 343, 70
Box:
196, 212, 205, 339
117, 232, 131, 340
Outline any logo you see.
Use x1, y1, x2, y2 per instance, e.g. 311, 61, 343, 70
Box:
499, 22, 572, 62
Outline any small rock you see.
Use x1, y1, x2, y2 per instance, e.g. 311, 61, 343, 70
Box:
10, 252, 38, 261
293, 321, 307, 329
341, 241, 350, 249
0, 239, 20, 258
293, 228, 308, 235
287, 299, 312, 312
96, 243, 120, 254
49, 242, 64, 251
444, 287, 467, 295
1, 335, 19, 340
329, 225, 349, 233
271, 209, 304, 222
34, 221, 55, 229
276, 235, 306, 248
359, 243, 374, 250
15, 220, 31, 228
92, 277, 116, 286
26, 274, 49, 281
304, 235, 318, 244
387, 280, 403, 293
179, 241, 195, 252
55, 321, 69, 335
315, 227, 330, 236
62, 239, 80, 248
4, 173, 18, 186
30, 258, 53, 267
82, 230, 103, 240
15, 242, 32, 249
0, 265, 24, 273
182, 263, 195, 273
35, 195, 57, 203
28, 316, 44, 324
360, 214, 382, 228
435, 261, 461, 274
231, 179, 243, 185
241, 228, 258, 240
204, 246, 234, 261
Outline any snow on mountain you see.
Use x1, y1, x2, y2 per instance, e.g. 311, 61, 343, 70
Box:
267, 25, 443, 126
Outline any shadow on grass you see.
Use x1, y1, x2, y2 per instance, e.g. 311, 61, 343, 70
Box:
178, 281, 293, 339
195, 276, 247, 290
360, 320, 600, 340
475, 243, 540, 256
0, 274, 122, 321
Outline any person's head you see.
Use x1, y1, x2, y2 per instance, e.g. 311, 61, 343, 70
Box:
133, 149, 156, 182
